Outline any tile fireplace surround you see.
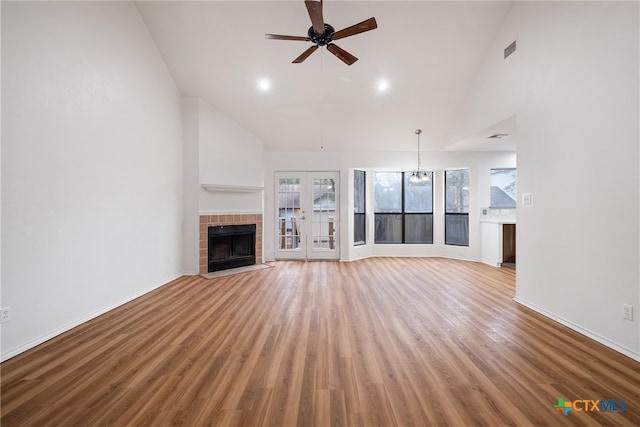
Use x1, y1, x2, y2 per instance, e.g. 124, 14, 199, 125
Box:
199, 213, 263, 275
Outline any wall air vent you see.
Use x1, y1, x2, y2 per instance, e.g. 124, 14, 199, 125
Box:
488, 133, 510, 139
504, 40, 516, 59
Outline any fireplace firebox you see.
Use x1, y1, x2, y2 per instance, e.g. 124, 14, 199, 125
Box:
208, 224, 256, 272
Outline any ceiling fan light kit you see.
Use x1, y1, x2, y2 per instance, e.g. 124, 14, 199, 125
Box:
265, 0, 378, 66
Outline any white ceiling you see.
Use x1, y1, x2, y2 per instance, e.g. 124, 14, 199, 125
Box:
135, 1, 515, 152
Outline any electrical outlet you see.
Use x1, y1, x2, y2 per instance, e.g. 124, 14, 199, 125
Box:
623, 304, 633, 321
0, 307, 10, 324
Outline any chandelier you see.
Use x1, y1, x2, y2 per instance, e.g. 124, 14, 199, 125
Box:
409, 129, 430, 183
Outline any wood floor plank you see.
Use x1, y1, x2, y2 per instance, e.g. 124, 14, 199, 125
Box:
2, 258, 639, 426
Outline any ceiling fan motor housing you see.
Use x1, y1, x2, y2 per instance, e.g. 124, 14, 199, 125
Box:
265, 2, 377, 66
308, 23, 335, 46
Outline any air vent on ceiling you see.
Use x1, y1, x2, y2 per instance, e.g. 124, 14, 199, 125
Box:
488, 133, 510, 139
504, 40, 516, 59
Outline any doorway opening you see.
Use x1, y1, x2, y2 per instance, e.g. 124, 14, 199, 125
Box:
275, 171, 340, 260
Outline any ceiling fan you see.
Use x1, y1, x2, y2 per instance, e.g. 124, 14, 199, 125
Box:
265, 0, 378, 66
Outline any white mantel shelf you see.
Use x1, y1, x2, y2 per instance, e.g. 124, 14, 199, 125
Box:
201, 184, 264, 193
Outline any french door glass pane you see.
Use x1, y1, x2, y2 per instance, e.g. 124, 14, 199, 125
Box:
312, 179, 337, 250
278, 178, 301, 250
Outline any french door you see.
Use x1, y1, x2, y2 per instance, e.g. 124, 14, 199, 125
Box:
274, 171, 340, 260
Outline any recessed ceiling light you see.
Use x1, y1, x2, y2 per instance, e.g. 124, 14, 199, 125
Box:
376, 79, 389, 93
257, 78, 271, 92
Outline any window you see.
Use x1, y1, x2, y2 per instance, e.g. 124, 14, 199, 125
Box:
374, 171, 433, 244
404, 173, 433, 243
490, 168, 516, 208
374, 172, 402, 243
354, 170, 366, 245
445, 169, 469, 246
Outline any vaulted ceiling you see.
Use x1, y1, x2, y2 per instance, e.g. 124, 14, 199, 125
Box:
136, 1, 515, 152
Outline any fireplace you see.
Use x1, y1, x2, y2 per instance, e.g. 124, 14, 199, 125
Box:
199, 214, 262, 275
208, 224, 256, 272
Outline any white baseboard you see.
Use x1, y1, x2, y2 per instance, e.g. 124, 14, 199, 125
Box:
1, 274, 183, 362
513, 297, 640, 362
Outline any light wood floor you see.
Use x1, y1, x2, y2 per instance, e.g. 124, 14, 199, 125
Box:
2, 258, 639, 426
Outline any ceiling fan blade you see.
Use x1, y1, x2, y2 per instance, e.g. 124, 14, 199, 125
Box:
293, 45, 319, 63
332, 17, 378, 40
305, 0, 325, 34
327, 44, 358, 66
265, 34, 310, 41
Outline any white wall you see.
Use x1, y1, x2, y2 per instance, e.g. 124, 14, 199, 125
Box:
264, 150, 515, 262
450, 1, 640, 360
182, 98, 200, 274
197, 100, 264, 215
1, 2, 183, 360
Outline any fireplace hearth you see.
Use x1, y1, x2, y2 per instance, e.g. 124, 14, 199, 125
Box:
208, 224, 256, 272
